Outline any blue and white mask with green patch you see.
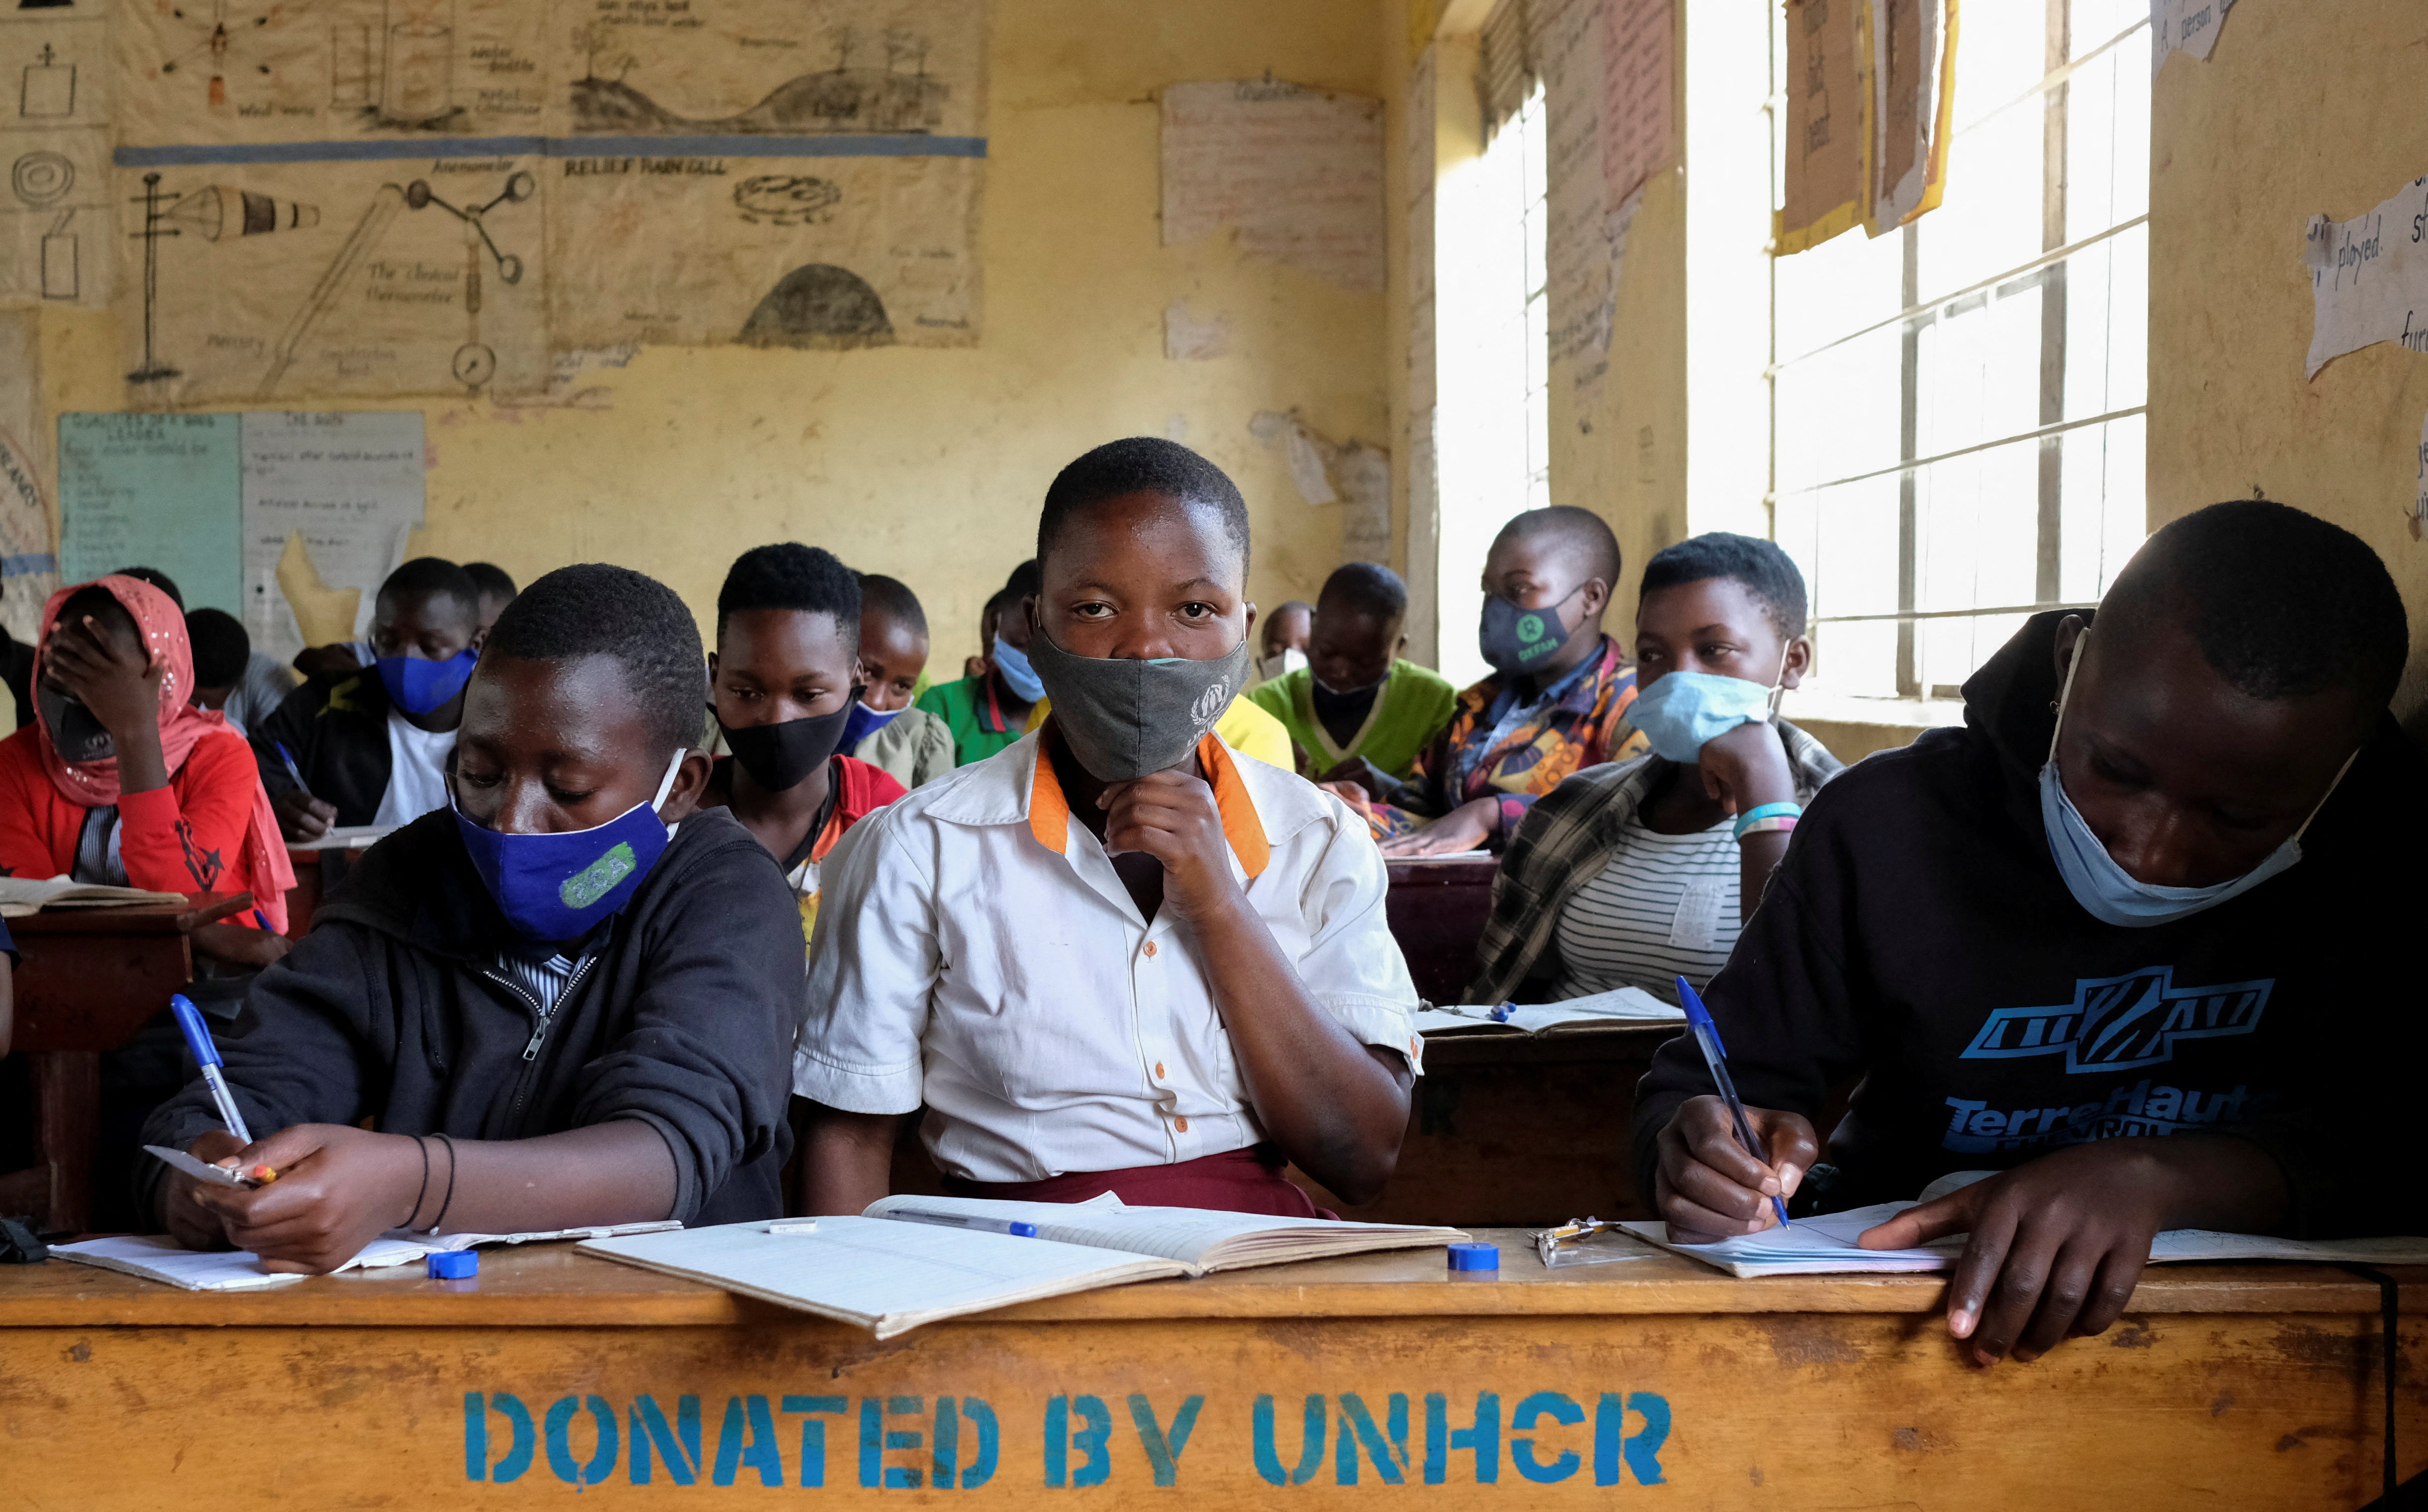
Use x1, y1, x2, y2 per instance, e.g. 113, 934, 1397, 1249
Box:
454, 750, 687, 942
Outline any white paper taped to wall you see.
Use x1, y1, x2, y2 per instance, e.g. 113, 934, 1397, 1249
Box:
2151, 0, 2237, 76
2302, 175, 2428, 380
1162, 79, 1386, 292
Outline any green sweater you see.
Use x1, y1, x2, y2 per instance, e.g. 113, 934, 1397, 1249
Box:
1247, 660, 1458, 779
915, 674, 1027, 767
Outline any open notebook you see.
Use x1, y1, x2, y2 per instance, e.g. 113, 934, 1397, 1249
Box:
51, 1223, 681, 1291
1620, 1171, 2428, 1279
1416, 985, 1684, 1037
0, 877, 188, 917
579, 1195, 1468, 1339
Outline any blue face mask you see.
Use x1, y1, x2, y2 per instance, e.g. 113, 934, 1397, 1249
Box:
990, 633, 1045, 704
378, 648, 478, 716
2039, 634, 2351, 928
453, 750, 687, 942
841, 697, 903, 750
1628, 668, 1781, 763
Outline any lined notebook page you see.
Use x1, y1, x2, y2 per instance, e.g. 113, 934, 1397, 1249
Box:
52, 1223, 682, 1290
863, 1195, 1462, 1270
579, 1218, 1187, 1337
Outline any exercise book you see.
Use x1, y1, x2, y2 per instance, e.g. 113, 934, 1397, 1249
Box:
50, 1223, 682, 1291
579, 1196, 1468, 1338
1416, 984, 1684, 1037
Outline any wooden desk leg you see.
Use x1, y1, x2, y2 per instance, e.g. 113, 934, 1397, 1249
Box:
33, 1051, 98, 1235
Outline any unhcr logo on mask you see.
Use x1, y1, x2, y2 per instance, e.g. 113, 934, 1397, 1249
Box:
561, 841, 638, 909
1192, 678, 1231, 726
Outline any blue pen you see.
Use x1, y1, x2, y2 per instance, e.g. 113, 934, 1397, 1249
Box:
1675, 976, 1792, 1231
272, 740, 311, 796
169, 993, 253, 1147
880, 1208, 1039, 1238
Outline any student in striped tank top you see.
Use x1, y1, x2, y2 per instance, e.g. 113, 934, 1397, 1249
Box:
1466, 535, 1843, 1008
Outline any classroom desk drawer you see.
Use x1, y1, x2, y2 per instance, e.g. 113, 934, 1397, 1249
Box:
2, 1242, 2419, 1509
1384, 853, 1499, 1004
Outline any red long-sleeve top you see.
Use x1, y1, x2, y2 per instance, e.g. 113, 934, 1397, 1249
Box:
0, 723, 275, 900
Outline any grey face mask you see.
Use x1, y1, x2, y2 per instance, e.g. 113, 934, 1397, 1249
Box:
38, 683, 114, 764
1026, 624, 1252, 781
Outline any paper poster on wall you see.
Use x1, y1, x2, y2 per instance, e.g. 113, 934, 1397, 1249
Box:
2, 1, 112, 309
0, 311, 57, 641
240, 411, 426, 665
1541, 0, 1615, 388
2301, 174, 2428, 380
2151, 0, 2236, 76
1867, 0, 1956, 234
1162, 80, 1386, 293
1597, 0, 1674, 212
57, 412, 244, 612
115, 155, 550, 407
1777, 0, 1865, 256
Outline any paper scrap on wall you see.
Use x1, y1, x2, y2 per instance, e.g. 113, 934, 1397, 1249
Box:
1164, 301, 1230, 361
1540, 0, 1614, 383
240, 411, 426, 664
1162, 80, 1386, 293
3, 2, 112, 309
1868, 0, 1955, 234
1597, 0, 1674, 211
118, 155, 551, 406
0, 311, 56, 639
1778, 0, 1866, 256
2151, 0, 2236, 76
1250, 409, 1392, 562
2301, 175, 2428, 380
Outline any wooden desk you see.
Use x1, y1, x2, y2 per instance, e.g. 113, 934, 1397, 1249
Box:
2, 1238, 2419, 1507
1384, 854, 1498, 1005
1, 895, 239, 1232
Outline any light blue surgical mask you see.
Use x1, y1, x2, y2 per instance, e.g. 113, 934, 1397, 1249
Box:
1628, 666, 1781, 763
990, 633, 1045, 703
2038, 633, 2353, 929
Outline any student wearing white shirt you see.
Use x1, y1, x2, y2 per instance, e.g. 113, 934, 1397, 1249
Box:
794, 438, 1421, 1217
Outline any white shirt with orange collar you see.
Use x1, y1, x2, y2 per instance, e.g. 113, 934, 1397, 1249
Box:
793, 727, 1422, 1184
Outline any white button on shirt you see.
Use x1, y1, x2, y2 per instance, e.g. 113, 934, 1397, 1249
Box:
793, 730, 1422, 1184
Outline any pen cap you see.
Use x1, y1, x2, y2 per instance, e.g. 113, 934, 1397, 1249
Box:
428, 1250, 478, 1279
1447, 1242, 1500, 1272
1674, 976, 1724, 1053
169, 995, 222, 1069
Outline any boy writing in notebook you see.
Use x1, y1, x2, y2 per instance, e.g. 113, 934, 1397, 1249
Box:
145, 565, 802, 1272
1252, 563, 1455, 783
1635, 502, 2423, 1366
796, 438, 1420, 1217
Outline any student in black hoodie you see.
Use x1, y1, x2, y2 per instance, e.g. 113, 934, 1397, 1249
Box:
1636, 500, 2420, 1367
144, 564, 802, 1272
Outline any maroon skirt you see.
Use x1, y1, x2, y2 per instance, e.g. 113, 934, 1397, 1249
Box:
944, 1143, 1335, 1219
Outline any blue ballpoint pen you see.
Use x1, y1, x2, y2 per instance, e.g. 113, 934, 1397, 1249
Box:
880, 1208, 1039, 1238
169, 993, 254, 1147
1674, 976, 1792, 1230
272, 740, 311, 796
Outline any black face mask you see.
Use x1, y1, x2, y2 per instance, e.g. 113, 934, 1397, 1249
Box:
38, 683, 115, 764
718, 695, 856, 793
1309, 677, 1382, 744
1478, 585, 1586, 678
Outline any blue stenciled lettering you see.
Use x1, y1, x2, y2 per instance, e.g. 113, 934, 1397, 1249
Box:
1127, 1393, 1204, 1487
1422, 1391, 1500, 1484
713, 1395, 782, 1488
629, 1394, 701, 1484
1509, 1392, 1584, 1483
780, 1395, 847, 1488
1253, 1394, 1327, 1486
471, 1393, 535, 1483
1594, 1392, 1670, 1485
544, 1395, 619, 1486
858, 1396, 925, 1489
1334, 1393, 1408, 1485
955, 1397, 1001, 1490
1044, 1395, 1112, 1488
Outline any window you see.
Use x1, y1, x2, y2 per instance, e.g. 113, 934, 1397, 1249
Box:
1771, 0, 2150, 708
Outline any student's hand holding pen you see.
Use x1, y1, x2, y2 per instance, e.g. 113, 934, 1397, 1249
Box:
1856, 1137, 2287, 1368
273, 787, 339, 842
181, 1123, 427, 1274
1653, 1094, 1818, 1240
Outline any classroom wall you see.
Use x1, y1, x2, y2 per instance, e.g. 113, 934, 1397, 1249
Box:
2146, 0, 2428, 722
34, 1, 1393, 669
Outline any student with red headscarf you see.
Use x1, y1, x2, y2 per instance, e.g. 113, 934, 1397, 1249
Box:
0, 575, 295, 951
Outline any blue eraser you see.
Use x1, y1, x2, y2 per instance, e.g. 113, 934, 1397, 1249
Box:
427, 1250, 478, 1280
1447, 1242, 1499, 1272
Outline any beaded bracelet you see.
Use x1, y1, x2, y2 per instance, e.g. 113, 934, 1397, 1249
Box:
1732, 801, 1803, 840
1735, 816, 1798, 841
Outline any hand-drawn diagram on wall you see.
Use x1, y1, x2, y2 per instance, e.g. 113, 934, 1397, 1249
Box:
2, 1, 108, 305
559, 0, 982, 141
115, 0, 547, 146
118, 155, 546, 403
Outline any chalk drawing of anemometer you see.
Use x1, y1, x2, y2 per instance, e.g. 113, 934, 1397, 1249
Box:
404, 171, 533, 391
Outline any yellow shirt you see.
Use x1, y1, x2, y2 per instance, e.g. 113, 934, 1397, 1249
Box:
1024, 693, 1295, 770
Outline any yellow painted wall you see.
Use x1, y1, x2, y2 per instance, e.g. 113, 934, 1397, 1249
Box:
35, 1, 1391, 670
2147, 0, 2428, 720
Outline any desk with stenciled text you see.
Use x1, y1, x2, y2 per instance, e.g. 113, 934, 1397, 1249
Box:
1, 1233, 2418, 1508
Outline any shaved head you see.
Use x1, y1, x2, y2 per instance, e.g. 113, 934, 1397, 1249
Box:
1494, 506, 1622, 589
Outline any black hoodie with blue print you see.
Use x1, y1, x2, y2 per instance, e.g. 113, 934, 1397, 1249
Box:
1632, 610, 2426, 1232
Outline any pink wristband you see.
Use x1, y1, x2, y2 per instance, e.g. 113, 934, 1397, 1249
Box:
1735, 816, 1798, 840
